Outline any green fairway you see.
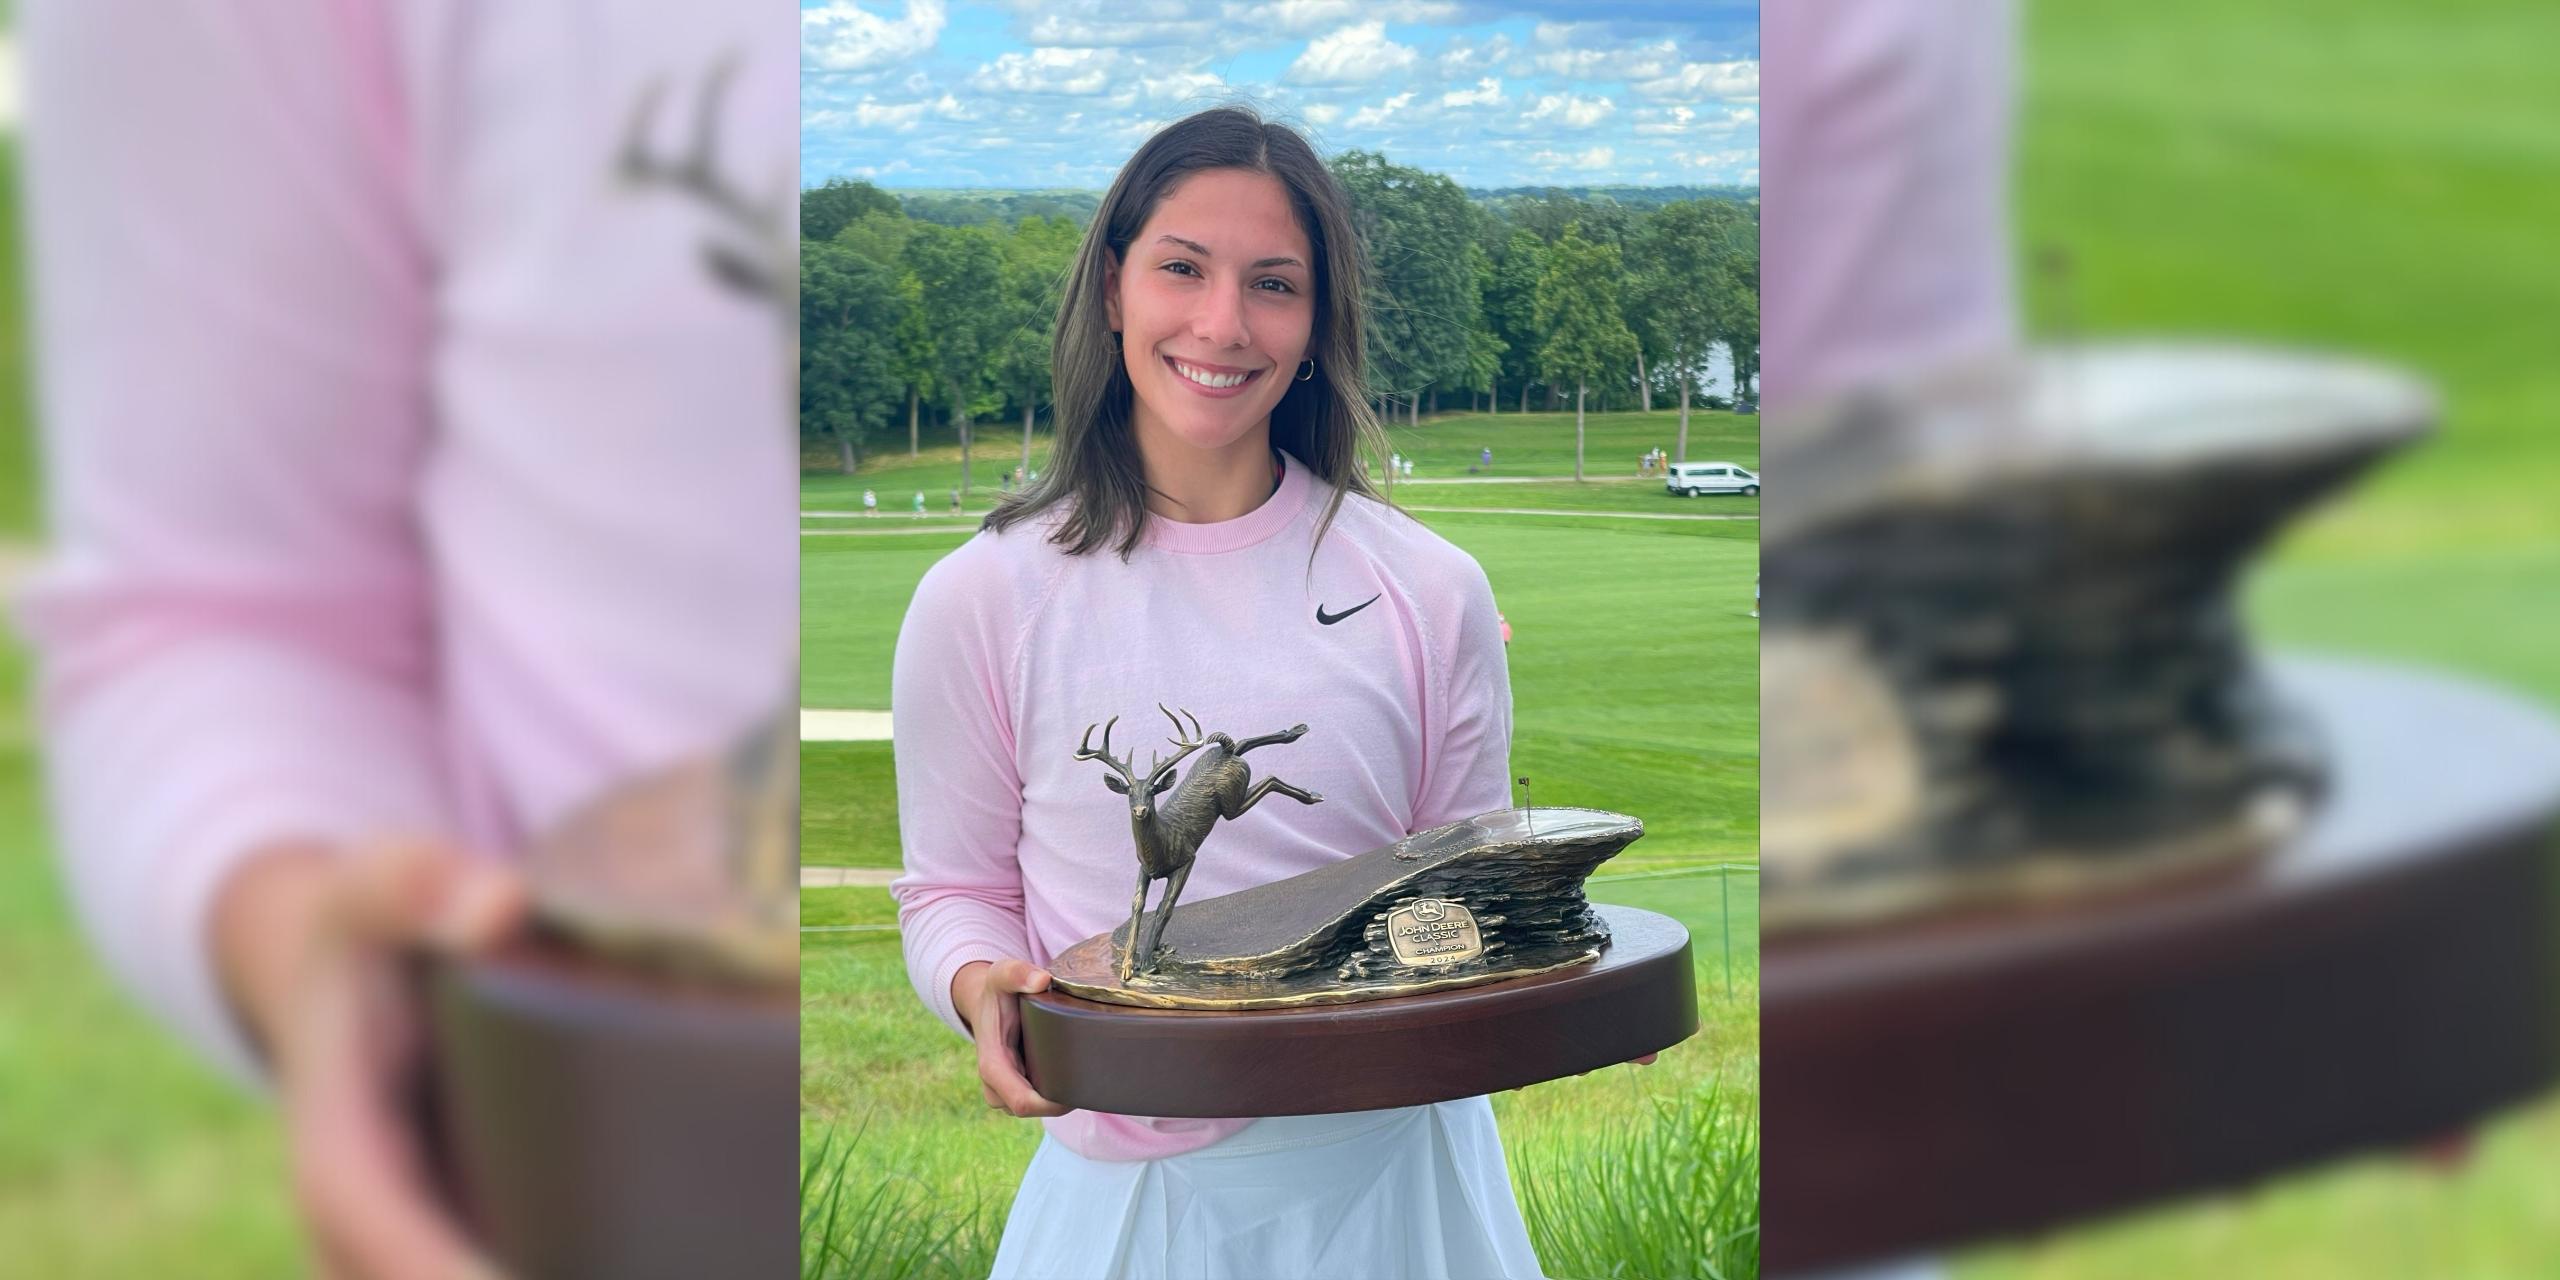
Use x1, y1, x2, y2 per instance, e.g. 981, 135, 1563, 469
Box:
800, 407, 1759, 509
0, 630, 304, 1277
802, 742, 904, 870
1959, 0, 2560, 1275
0, 141, 33, 542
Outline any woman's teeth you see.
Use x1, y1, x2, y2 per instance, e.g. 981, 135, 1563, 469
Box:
1173, 359, 1254, 389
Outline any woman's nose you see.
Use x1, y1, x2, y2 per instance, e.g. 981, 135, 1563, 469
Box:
1191, 283, 1249, 348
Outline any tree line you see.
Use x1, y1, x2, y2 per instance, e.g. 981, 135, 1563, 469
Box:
799, 157, 1758, 485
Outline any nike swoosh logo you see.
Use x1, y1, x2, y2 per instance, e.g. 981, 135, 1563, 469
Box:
1317, 594, 1383, 626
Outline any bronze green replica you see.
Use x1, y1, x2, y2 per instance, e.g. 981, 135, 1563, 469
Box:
1058, 707, 1644, 1009
1074, 706, 1325, 982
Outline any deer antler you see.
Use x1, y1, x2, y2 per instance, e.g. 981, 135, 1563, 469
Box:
1074, 716, 1140, 786
616, 54, 790, 301
1145, 704, 1214, 790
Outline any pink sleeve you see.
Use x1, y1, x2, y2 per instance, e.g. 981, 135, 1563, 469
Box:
1761, 0, 2018, 405
13, 0, 448, 1084
887, 543, 1038, 1039
1412, 555, 1516, 831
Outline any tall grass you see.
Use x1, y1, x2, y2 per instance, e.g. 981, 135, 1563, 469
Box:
801, 1123, 1001, 1280
800, 1076, 1761, 1280
1515, 1077, 1761, 1280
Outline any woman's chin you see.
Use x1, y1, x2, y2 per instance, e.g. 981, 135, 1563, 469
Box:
1146, 411, 1275, 455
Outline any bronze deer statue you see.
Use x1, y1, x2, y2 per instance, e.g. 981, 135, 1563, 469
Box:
1076, 705, 1323, 980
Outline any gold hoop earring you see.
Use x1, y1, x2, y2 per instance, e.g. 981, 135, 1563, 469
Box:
1296, 360, 1316, 382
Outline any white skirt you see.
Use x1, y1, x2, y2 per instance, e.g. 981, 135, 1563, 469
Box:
988, 1096, 1547, 1280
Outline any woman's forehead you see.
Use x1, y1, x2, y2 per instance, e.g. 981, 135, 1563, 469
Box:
1140, 169, 1313, 260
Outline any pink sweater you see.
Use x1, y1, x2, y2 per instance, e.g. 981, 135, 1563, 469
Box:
14, 0, 795, 1083
889, 453, 1516, 1161
1762, 0, 2018, 406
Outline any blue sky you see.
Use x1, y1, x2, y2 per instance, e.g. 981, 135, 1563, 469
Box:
802, 1, 1758, 189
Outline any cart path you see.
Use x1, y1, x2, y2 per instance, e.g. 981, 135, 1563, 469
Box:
0, 541, 38, 597
801, 867, 899, 888
801, 709, 893, 741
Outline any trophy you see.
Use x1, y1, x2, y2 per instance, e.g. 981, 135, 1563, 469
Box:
420, 702, 799, 1280
1758, 346, 2560, 1274
414, 63, 800, 1280
1019, 707, 1700, 1117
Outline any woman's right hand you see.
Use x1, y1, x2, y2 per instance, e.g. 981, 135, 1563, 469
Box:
951, 958, 1072, 1118
215, 838, 526, 1280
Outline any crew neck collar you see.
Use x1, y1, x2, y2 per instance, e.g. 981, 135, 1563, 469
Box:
1140, 449, 1315, 555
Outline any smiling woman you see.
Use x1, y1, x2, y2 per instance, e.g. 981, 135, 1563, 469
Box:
888, 106, 1562, 1280
983, 105, 1391, 556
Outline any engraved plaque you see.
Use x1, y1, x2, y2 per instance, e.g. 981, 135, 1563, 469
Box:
1386, 899, 1484, 967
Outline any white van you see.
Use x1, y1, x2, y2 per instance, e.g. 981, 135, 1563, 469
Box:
1665, 461, 1759, 497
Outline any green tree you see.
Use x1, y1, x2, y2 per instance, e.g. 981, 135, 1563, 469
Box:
906, 222, 1006, 494
798, 238, 905, 473
1719, 212, 1760, 406
1533, 227, 1640, 482
993, 215, 1080, 478
1485, 230, 1548, 414
800, 177, 900, 243
1332, 152, 1484, 424
1630, 200, 1754, 462
832, 210, 937, 455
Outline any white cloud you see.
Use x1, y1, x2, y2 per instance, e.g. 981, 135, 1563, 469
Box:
1440, 77, 1504, 109
1530, 46, 1610, 78
1529, 145, 1616, 172
1019, 5, 1216, 47
1524, 93, 1616, 129
1633, 60, 1760, 102
851, 99, 929, 131
803, 0, 946, 75
1250, 0, 1462, 36
1436, 33, 1514, 78
1620, 39, 1687, 83
1287, 21, 1419, 85
971, 47, 1123, 96
1141, 69, 1231, 103
1632, 105, 1695, 136
1302, 103, 1344, 125
1346, 91, 1417, 129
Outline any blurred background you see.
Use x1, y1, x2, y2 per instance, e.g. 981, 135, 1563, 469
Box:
0, 0, 801, 1273
0, 19, 316, 1279
1891, 1, 2560, 1276
1974, 4, 2560, 1272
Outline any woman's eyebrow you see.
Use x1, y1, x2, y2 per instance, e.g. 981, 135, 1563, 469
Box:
1153, 233, 1304, 271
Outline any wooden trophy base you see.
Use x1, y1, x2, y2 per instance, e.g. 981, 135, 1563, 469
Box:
424, 936, 798, 1280
1763, 657, 2560, 1276
1020, 904, 1698, 1117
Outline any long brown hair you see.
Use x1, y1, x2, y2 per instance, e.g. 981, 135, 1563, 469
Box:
984, 105, 1391, 558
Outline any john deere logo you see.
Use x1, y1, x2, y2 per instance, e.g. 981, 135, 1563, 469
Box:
1386, 899, 1482, 967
